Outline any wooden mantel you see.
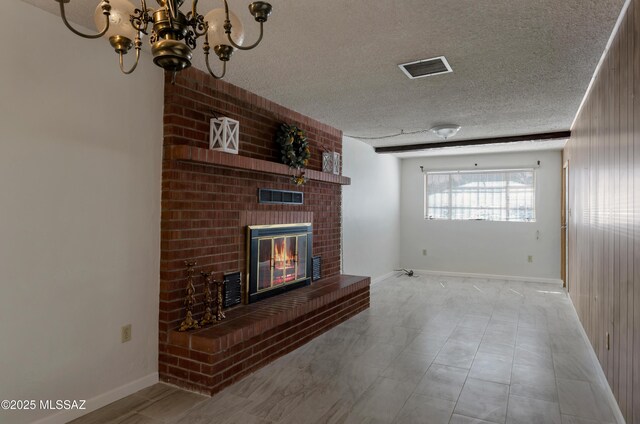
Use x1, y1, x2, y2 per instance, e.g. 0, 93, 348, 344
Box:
164, 145, 351, 186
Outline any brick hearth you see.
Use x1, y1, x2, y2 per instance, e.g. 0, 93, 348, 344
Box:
162, 275, 370, 395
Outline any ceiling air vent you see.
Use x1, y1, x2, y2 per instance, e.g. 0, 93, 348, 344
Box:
399, 56, 452, 79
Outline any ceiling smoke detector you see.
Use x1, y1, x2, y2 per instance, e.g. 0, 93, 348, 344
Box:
430, 125, 461, 140
399, 56, 453, 79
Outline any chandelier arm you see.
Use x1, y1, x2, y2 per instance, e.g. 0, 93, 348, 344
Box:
57, 0, 111, 39
223, 0, 264, 50
118, 35, 143, 75
204, 54, 227, 79
191, 0, 199, 19
203, 34, 227, 80
227, 22, 264, 50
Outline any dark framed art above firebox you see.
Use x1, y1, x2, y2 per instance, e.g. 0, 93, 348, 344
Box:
246, 223, 313, 303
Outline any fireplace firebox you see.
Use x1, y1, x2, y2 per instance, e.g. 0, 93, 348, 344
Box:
246, 223, 313, 303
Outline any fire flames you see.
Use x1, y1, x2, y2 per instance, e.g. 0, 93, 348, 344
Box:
273, 239, 296, 284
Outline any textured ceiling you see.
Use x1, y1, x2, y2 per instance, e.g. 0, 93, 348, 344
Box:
23, 0, 624, 151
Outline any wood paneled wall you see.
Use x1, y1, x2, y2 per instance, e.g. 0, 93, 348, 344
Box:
564, 0, 639, 421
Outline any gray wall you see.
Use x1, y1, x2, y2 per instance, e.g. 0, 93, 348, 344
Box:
0, 3, 163, 423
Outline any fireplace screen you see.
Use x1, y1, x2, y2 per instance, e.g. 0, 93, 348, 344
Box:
247, 224, 312, 303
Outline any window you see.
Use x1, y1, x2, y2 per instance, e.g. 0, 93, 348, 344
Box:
425, 169, 536, 222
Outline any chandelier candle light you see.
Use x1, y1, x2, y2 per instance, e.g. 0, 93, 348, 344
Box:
54, 0, 272, 79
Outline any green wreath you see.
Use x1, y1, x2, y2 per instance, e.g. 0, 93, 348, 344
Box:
275, 123, 310, 169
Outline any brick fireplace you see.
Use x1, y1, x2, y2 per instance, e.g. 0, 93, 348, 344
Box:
159, 68, 370, 394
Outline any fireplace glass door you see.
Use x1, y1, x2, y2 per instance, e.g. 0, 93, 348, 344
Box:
247, 223, 312, 303
257, 234, 308, 292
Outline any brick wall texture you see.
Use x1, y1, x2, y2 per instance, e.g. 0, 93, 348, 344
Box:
160, 67, 344, 349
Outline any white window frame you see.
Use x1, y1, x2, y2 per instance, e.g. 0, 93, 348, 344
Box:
423, 168, 537, 222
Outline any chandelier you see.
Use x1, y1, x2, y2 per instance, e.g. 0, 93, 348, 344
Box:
55, 0, 272, 79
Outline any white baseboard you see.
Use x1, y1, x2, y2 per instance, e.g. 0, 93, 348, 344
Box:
566, 298, 626, 424
411, 269, 563, 285
371, 271, 399, 285
31, 372, 158, 424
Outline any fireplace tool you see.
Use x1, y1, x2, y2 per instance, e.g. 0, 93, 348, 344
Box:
178, 261, 200, 332
213, 279, 227, 321
200, 271, 215, 326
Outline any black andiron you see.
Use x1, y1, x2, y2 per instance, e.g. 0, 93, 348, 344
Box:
178, 261, 200, 332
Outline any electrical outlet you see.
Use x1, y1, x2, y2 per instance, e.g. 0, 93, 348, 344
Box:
528, 255, 533, 263
422, 249, 427, 256
121, 324, 132, 343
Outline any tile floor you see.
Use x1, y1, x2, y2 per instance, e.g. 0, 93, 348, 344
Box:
71, 274, 620, 424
